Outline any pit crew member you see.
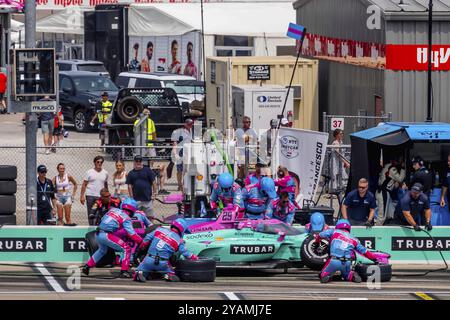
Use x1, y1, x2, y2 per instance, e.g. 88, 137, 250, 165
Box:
267, 191, 296, 225
210, 172, 243, 214
242, 177, 278, 220
305, 212, 329, 233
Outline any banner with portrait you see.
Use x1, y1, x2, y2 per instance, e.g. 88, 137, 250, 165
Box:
128, 32, 202, 79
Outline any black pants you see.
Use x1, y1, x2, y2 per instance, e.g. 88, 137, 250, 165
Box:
86, 196, 98, 226
37, 207, 52, 225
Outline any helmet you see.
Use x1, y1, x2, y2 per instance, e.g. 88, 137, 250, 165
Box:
218, 172, 233, 190
310, 212, 325, 232
171, 218, 190, 236
335, 219, 351, 232
260, 177, 277, 199
121, 198, 138, 216
412, 156, 424, 166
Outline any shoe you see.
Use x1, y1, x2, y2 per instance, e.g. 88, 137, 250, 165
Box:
51, 148, 56, 153
81, 265, 90, 276
164, 273, 180, 282
133, 271, 146, 283
119, 270, 132, 278
45, 149, 50, 155
320, 274, 332, 284
351, 272, 362, 283
64, 223, 77, 227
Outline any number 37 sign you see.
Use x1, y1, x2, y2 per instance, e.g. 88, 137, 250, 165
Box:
331, 117, 345, 131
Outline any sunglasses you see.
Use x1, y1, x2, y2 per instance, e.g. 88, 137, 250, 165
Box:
243, 121, 251, 123
39, 171, 47, 174
358, 186, 368, 190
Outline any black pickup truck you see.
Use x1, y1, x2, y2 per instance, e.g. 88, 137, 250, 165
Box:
105, 87, 186, 155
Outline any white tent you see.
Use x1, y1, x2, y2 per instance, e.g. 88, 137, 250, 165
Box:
35, 7, 89, 34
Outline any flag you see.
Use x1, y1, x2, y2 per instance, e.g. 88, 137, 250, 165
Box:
287, 22, 306, 40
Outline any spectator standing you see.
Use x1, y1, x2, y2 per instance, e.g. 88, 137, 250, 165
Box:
134, 108, 156, 157
52, 163, 78, 226
409, 156, 433, 197
440, 154, 450, 209
0, 70, 6, 113
36, 165, 57, 225
341, 178, 377, 227
392, 183, 432, 231
90, 92, 113, 147
236, 116, 258, 179
39, 96, 56, 155
112, 160, 129, 201
171, 119, 194, 191
377, 157, 406, 217
330, 129, 349, 191
126, 155, 157, 218
80, 156, 109, 225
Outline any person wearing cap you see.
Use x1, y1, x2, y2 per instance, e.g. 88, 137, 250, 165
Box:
409, 156, 433, 197
90, 92, 113, 147
126, 155, 157, 218
171, 119, 194, 191
36, 165, 57, 225
341, 178, 377, 227
393, 182, 432, 231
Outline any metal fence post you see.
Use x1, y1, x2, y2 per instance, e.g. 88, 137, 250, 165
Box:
322, 112, 327, 133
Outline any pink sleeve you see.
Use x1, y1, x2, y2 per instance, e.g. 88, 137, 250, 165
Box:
275, 176, 289, 187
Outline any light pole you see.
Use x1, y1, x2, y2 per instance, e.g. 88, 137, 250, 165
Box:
426, 0, 433, 122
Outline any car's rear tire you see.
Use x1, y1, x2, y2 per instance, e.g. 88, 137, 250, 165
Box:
85, 231, 116, 268
0, 195, 16, 215
0, 165, 17, 180
175, 258, 216, 282
354, 263, 392, 282
300, 235, 330, 271
0, 181, 16, 195
74, 109, 90, 133
116, 97, 143, 123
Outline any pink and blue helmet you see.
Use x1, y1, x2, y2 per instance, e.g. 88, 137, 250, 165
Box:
121, 198, 138, 216
171, 218, 190, 236
335, 219, 351, 232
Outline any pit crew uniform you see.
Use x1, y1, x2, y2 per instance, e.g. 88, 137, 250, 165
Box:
274, 175, 297, 203
268, 199, 296, 225
245, 174, 260, 186
86, 208, 142, 272
242, 182, 278, 220
210, 182, 243, 212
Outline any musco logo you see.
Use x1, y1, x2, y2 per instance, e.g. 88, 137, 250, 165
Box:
230, 245, 275, 254
0, 238, 46, 252
392, 237, 450, 251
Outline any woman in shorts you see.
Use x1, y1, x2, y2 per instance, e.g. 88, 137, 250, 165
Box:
112, 160, 129, 200
52, 163, 78, 226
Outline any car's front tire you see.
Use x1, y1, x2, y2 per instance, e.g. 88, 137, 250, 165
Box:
300, 234, 330, 271
74, 109, 91, 133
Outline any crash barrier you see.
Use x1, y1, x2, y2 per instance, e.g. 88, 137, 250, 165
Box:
0, 166, 17, 225
322, 112, 393, 144
0, 226, 449, 264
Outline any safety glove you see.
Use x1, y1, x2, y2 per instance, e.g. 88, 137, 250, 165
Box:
365, 220, 373, 229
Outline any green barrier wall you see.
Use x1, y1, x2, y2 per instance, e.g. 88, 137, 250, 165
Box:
0, 226, 449, 263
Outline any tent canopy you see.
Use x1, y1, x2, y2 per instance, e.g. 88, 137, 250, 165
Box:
128, 2, 296, 37
34, 7, 90, 35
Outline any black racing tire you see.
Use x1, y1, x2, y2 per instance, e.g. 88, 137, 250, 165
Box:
0, 181, 17, 195
74, 109, 90, 133
0, 195, 15, 215
0, 165, 17, 180
300, 235, 330, 271
175, 258, 216, 282
85, 231, 116, 268
116, 96, 143, 123
0, 215, 16, 225
355, 263, 392, 282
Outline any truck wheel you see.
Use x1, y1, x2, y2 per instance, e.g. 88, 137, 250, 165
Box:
117, 97, 143, 123
0, 165, 17, 180
354, 263, 392, 282
175, 258, 216, 282
85, 231, 116, 268
74, 109, 90, 133
300, 235, 330, 271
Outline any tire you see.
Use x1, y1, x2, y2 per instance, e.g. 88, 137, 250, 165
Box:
0, 165, 17, 180
85, 231, 116, 268
0, 181, 17, 195
355, 263, 392, 282
74, 109, 90, 133
0, 215, 16, 225
300, 235, 330, 271
175, 258, 216, 282
116, 96, 143, 123
0, 195, 15, 215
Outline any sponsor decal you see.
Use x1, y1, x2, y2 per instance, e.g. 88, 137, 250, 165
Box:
280, 135, 299, 159
392, 237, 450, 251
234, 232, 254, 237
185, 233, 214, 240
230, 244, 275, 254
0, 238, 46, 252
64, 238, 88, 252
248, 65, 270, 80
386, 45, 450, 71
311, 141, 324, 195
359, 237, 376, 250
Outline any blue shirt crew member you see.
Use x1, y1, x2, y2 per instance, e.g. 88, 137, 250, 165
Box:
394, 183, 432, 231
342, 178, 377, 227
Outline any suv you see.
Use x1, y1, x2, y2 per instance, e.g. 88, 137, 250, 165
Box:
59, 71, 119, 132
57, 60, 110, 77
116, 72, 205, 109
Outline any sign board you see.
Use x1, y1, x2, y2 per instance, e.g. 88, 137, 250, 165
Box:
12, 48, 56, 98
247, 65, 270, 80
330, 117, 345, 131
31, 100, 57, 113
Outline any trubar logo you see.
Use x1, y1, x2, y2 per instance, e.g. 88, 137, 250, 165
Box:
0, 238, 46, 252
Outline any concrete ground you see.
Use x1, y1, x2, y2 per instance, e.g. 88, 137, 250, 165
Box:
0, 263, 447, 300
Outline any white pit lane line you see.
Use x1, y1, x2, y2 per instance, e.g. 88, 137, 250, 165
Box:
34, 263, 65, 293
95, 297, 126, 300
222, 292, 240, 300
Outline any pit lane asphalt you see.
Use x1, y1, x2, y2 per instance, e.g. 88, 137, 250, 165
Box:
0, 263, 448, 300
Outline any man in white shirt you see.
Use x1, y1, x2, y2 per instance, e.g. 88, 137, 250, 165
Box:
235, 116, 258, 179
171, 119, 194, 191
80, 156, 109, 225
